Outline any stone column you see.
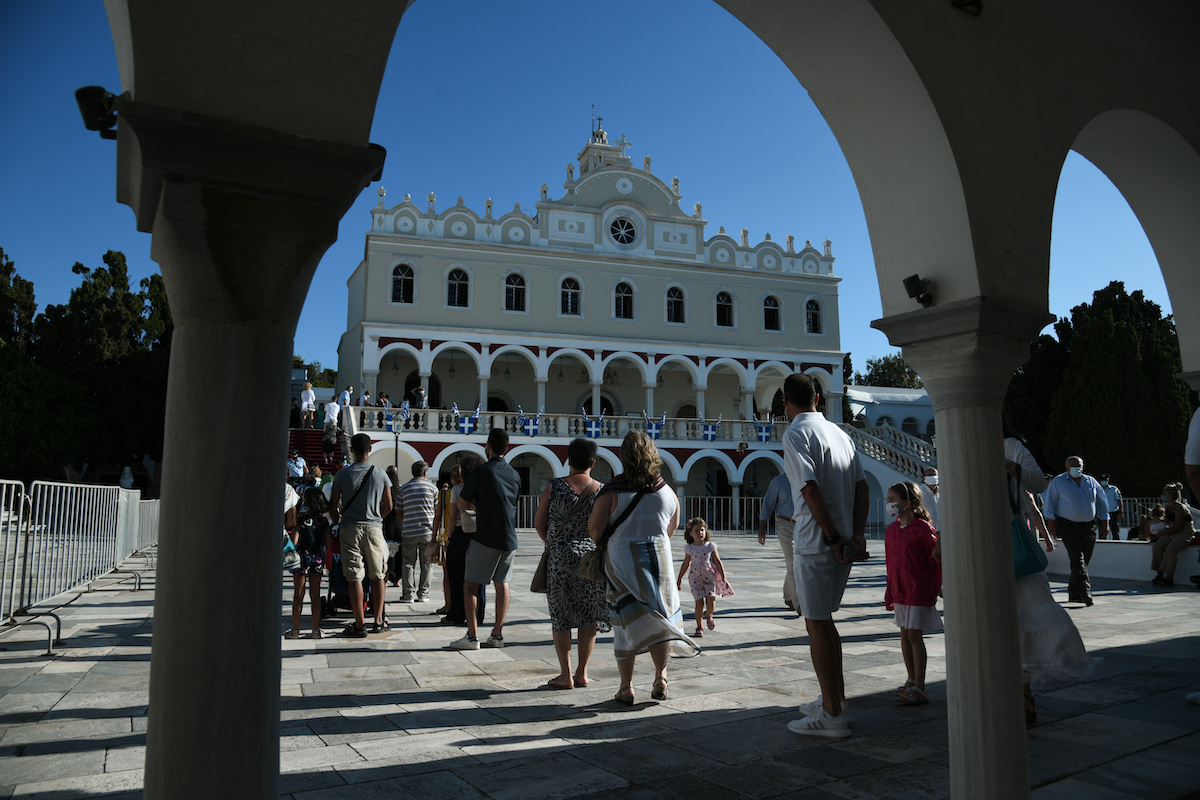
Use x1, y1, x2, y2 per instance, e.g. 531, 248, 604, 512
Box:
591, 381, 602, 416
115, 101, 385, 800
696, 386, 707, 420
824, 390, 844, 423
644, 384, 655, 417
740, 387, 755, 420
536, 378, 547, 412
477, 376, 490, 420
874, 297, 1051, 800
730, 482, 742, 528
363, 368, 379, 398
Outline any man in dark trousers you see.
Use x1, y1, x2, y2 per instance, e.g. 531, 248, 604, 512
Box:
450, 428, 521, 650
1042, 455, 1109, 606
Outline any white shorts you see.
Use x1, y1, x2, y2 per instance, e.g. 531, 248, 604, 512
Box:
794, 549, 852, 621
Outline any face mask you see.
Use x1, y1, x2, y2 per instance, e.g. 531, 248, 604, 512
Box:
886, 502, 900, 519
924, 475, 938, 487
1068, 467, 1082, 479
1101, 481, 1108, 488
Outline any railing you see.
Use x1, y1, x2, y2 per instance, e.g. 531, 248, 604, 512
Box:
0, 480, 160, 655
355, 408, 785, 445
837, 424, 928, 481
863, 425, 937, 466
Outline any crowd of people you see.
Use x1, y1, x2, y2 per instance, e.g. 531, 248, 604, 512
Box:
280, 370, 1200, 728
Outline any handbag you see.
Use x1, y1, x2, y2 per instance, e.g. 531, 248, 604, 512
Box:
531, 479, 598, 593
578, 489, 647, 584
1008, 476, 1047, 578
283, 533, 301, 570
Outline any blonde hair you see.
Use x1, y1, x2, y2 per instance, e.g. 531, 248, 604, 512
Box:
619, 430, 662, 491
450, 464, 463, 485
889, 481, 932, 523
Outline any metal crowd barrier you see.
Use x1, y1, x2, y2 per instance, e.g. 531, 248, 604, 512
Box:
0, 480, 160, 655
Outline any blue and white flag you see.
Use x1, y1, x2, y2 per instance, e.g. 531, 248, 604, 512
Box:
400, 400, 411, 420
705, 466, 715, 497
643, 410, 667, 440
582, 408, 605, 438
385, 412, 396, 432
755, 419, 773, 443
518, 406, 541, 436
702, 414, 723, 442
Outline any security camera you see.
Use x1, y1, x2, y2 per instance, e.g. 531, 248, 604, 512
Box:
75, 86, 118, 139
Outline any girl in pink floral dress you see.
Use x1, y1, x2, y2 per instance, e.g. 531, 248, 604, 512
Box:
675, 517, 733, 637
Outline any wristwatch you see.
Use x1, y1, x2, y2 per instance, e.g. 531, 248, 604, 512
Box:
824, 530, 841, 546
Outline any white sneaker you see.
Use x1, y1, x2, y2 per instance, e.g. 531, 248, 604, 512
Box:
483, 634, 505, 648
798, 695, 852, 721
787, 706, 852, 738
449, 635, 479, 650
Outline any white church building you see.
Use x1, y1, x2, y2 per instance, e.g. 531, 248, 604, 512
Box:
338, 125, 927, 523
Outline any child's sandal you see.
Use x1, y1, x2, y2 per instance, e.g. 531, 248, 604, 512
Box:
284, 629, 300, 640
693, 626, 704, 638
897, 686, 929, 706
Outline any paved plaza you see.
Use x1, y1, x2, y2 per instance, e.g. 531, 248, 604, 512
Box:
1, 531, 1198, 799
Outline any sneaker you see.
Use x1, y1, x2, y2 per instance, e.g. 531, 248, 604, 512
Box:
798, 695, 852, 721
483, 634, 505, 648
399, 595, 414, 603
415, 596, 430, 603
449, 635, 479, 650
787, 706, 852, 738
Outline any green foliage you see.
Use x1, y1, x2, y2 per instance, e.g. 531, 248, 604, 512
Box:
0, 248, 174, 485
855, 353, 923, 389
295, 356, 336, 388
1006, 281, 1188, 495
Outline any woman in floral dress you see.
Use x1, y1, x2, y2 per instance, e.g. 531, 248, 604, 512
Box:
535, 438, 611, 689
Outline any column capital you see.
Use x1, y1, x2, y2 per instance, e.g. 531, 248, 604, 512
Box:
872, 297, 1053, 410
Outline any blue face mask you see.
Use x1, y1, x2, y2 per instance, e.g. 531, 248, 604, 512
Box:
1068, 466, 1082, 479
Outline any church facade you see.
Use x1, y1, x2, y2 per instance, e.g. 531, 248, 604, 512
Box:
338, 125, 847, 518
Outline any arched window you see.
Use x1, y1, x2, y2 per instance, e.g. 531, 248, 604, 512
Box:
926, 418, 936, 437
614, 282, 634, 320
666, 286, 686, 323
877, 415, 895, 427
902, 417, 919, 436
391, 264, 414, 304
806, 299, 823, 334
763, 295, 780, 330
447, 268, 469, 308
716, 291, 734, 327
504, 273, 526, 312
560, 277, 581, 316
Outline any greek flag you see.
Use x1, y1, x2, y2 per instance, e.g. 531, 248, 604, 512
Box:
582, 408, 604, 438
385, 412, 396, 432
755, 419, 773, 443
643, 410, 667, 440
400, 400, 410, 420
702, 414, 722, 442
518, 406, 541, 436
705, 466, 715, 497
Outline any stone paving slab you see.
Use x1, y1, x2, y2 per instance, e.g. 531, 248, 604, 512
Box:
2, 537, 1200, 798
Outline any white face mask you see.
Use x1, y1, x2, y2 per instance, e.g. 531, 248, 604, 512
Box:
924, 475, 938, 487
1068, 466, 1082, 479
886, 502, 900, 519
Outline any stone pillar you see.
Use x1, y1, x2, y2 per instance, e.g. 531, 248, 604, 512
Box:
644, 384, 655, 417
825, 390, 844, 423
114, 101, 385, 800
696, 386, 707, 420
874, 298, 1051, 800
363, 368, 379, 399
478, 376, 489, 416
591, 381, 602, 417
536, 378, 547, 412
740, 388, 755, 420
730, 482, 742, 528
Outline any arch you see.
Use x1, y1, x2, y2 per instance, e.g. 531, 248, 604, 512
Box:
801, 365, 834, 398
1069, 109, 1200, 376
546, 348, 595, 384
594, 447, 624, 479
390, 261, 415, 305
431, 443, 488, 477
366, 439, 424, 476
736, 450, 785, 484
654, 448, 684, 485
505, 444, 566, 477
876, 415, 896, 427
652, 354, 701, 385
902, 416, 920, 436
376, 339, 423, 371
485, 344, 538, 374
701, 357, 750, 387
681, 449, 739, 480
600, 351, 650, 384
429, 341, 483, 373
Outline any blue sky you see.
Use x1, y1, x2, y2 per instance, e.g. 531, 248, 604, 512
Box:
0, 1, 1169, 377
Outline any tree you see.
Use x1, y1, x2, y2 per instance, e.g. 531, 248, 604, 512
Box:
1006, 281, 1189, 495
0, 247, 36, 357
856, 354, 923, 389
294, 356, 336, 387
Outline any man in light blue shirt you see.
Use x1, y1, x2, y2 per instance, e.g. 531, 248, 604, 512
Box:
757, 472, 800, 612
1042, 455, 1109, 606
1098, 473, 1123, 540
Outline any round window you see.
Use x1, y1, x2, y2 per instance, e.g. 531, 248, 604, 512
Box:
609, 217, 637, 245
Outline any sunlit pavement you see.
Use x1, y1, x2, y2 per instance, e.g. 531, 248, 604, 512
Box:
1, 533, 1198, 799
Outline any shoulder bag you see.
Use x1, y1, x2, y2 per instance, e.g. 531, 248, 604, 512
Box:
1009, 475, 1048, 578
578, 489, 647, 584
531, 479, 598, 593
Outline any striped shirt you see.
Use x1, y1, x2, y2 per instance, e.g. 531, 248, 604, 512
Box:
397, 477, 437, 539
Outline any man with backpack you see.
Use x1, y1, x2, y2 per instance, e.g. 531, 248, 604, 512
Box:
329, 433, 393, 637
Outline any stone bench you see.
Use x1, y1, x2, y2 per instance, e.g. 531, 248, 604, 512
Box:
1046, 537, 1200, 583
